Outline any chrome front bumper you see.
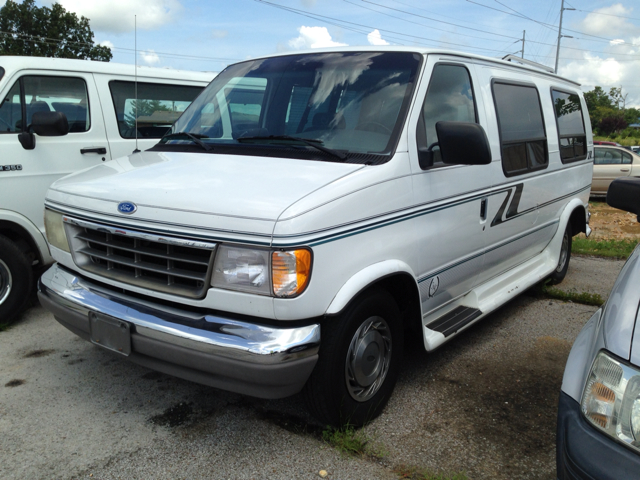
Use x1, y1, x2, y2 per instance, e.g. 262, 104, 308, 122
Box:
38, 264, 320, 399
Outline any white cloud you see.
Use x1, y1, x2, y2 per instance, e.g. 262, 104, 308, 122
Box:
579, 4, 640, 37
211, 30, 228, 39
98, 40, 114, 50
140, 49, 160, 65
300, 0, 317, 7
367, 29, 389, 46
609, 39, 625, 46
54, 0, 183, 33
559, 53, 640, 108
288, 26, 348, 49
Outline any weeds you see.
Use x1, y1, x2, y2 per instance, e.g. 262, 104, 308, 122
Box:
394, 465, 468, 480
531, 282, 604, 306
0, 322, 11, 332
572, 237, 639, 259
322, 425, 386, 459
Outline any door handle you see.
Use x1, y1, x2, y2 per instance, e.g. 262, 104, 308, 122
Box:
480, 198, 488, 221
621, 168, 630, 172
81, 147, 107, 155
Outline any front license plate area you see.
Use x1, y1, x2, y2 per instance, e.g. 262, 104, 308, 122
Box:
89, 312, 131, 356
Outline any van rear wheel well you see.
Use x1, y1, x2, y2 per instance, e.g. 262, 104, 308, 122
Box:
569, 206, 587, 237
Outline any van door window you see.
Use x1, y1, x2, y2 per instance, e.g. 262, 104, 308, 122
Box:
551, 89, 587, 163
23, 76, 90, 133
108, 81, 203, 139
417, 64, 477, 166
493, 82, 548, 176
0, 80, 22, 133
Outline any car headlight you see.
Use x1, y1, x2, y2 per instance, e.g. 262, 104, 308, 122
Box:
582, 350, 640, 452
44, 208, 70, 253
211, 245, 312, 297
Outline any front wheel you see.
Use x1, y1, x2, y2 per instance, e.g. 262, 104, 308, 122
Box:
304, 288, 403, 427
547, 223, 572, 285
0, 235, 34, 323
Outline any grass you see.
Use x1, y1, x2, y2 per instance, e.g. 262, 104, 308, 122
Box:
542, 284, 604, 307
394, 465, 468, 480
572, 237, 639, 259
0, 322, 11, 332
322, 425, 386, 459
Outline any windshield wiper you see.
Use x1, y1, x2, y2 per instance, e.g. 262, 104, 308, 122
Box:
237, 135, 347, 161
161, 132, 213, 151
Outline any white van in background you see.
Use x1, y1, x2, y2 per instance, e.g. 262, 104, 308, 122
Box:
0, 56, 214, 321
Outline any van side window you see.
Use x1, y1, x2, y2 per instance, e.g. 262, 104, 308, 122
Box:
23, 76, 90, 133
417, 64, 476, 165
493, 82, 548, 176
109, 81, 203, 139
551, 89, 587, 163
0, 80, 22, 133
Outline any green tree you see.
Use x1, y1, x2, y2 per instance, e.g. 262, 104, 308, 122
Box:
0, 0, 112, 61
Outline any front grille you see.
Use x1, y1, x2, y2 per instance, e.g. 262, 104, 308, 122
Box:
65, 218, 216, 299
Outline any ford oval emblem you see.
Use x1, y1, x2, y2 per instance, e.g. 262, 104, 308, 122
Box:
117, 201, 137, 215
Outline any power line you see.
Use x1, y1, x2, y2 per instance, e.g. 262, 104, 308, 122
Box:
0, 30, 241, 64
565, 3, 640, 22
466, 0, 640, 47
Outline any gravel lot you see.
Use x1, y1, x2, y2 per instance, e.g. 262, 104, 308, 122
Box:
0, 256, 626, 480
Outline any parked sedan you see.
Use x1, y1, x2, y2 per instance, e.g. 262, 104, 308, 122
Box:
591, 146, 640, 195
557, 177, 640, 479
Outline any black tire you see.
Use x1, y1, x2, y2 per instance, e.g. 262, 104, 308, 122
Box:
0, 235, 34, 323
547, 222, 572, 285
304, 288, 403, 427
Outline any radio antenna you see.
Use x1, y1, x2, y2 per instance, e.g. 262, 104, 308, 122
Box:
133, 14, 140, 153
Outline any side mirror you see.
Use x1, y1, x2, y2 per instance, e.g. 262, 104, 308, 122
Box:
435, 121, 492, 166
32, 111, 69, 137
607, 178, 640, 222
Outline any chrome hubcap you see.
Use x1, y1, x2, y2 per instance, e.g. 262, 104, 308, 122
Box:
345, 316, 392, 402
0, 259, 12, 305
556, 230, 569, 273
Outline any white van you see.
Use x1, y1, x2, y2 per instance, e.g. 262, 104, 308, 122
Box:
0, 56, 214, 321
38, 48, 593, 426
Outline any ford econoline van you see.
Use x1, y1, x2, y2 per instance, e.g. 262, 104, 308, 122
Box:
0, 56, 214, 322
37, 48, 593, 426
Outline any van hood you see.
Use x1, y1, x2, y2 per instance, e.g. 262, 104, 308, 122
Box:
47, 150, 364, 236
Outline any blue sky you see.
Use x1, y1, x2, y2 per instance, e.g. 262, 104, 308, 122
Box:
12, 1, 640, 106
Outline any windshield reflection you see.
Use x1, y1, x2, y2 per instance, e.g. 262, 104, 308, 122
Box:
165, 51, 421, 160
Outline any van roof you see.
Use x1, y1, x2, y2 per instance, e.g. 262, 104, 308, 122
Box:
0, 55, 216, 83
239, 46, 581, 87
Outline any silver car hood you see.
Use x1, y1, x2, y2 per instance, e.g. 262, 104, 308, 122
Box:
601, 248, 640, 364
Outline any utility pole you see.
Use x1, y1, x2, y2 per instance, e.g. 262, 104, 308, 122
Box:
522, 30, 526, 58
555, 0, 575, 74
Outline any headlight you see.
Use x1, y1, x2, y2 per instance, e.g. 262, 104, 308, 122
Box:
272, 249, 311, 297
44, 208, 70, 253
582, 350, 640, 452
211, 245, 270, 295
210, 245, 313, 297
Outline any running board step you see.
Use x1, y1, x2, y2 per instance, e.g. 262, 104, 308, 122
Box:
427, 306, 482, 337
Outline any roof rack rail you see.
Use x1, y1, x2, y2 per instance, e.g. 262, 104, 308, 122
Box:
501, 55, 555, 74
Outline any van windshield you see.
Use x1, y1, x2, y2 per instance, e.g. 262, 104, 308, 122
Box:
161, 51, 421, 163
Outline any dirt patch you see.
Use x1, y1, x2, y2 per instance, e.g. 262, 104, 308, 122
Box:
5, 379, 26, 387
588, 200, 640, 239
23, 349, 55, 358
149, 402, 193, 427
418, 335, 572, 478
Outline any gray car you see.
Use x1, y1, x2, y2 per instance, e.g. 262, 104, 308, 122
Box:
557, 177, 640, 478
